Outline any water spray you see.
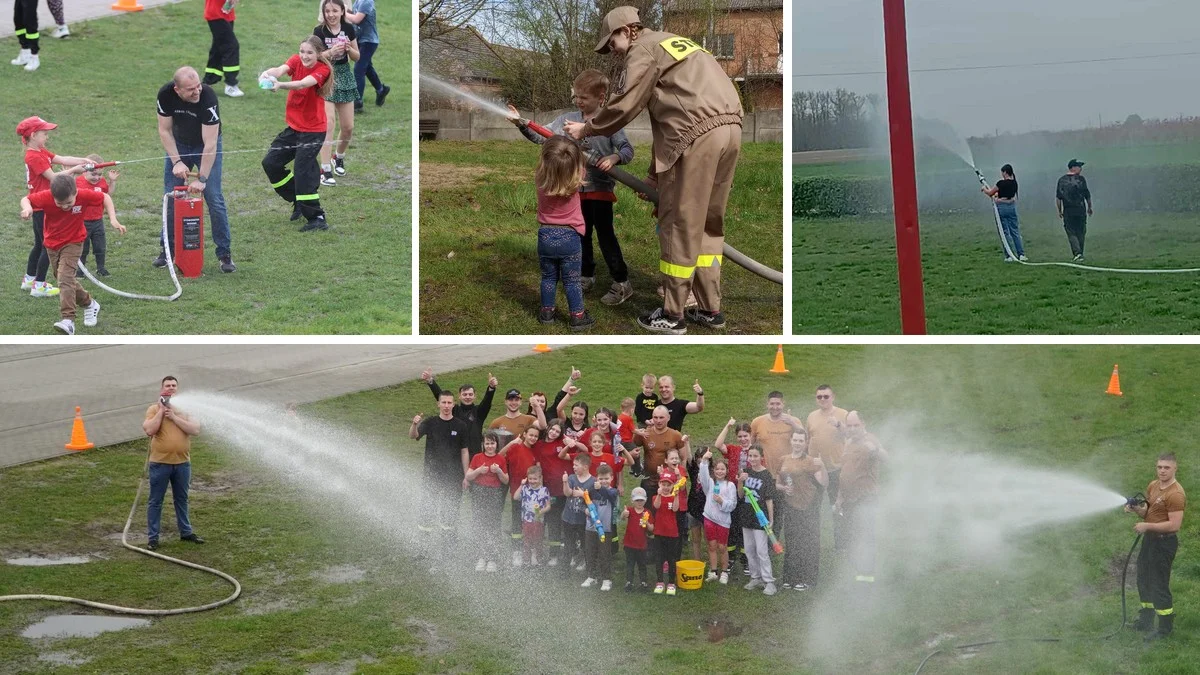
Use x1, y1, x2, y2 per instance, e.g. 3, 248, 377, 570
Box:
514, 117, 784, 285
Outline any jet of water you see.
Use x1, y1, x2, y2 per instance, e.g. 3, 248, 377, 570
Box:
915, 116, 978, 170
419, 74, 516, 119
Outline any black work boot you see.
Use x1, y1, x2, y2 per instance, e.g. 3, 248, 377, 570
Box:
1132, 608, 1156, 631
1145, 614, 1174, 641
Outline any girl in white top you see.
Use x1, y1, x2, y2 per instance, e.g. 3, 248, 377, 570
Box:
698, 448, 738, 583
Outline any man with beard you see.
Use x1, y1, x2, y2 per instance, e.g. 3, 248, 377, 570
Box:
421, 367, 496, 458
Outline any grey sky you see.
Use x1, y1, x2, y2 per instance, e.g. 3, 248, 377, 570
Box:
793, 0, 1200, 137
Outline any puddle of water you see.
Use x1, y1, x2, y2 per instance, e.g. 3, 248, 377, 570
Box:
313, 564, 366, 584
7, 555, 91, 566
38, 651, 92, 666
22, 615, 151, 639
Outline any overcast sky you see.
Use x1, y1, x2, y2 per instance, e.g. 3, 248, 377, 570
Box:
793, 0, 1200, 137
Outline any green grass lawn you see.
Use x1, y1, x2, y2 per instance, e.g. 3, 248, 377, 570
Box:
418, 141, 783, 335
795, 211, 1200, 334
0, 0, 410, 334
3, 345, 1198, 674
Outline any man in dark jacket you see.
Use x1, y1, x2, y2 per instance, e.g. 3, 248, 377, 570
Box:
420, 367, 496, 458
1056, 159, 1093, 262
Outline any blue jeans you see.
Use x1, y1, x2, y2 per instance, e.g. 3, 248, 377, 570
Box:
354, 41, 383, 101
147, 461, 193, 541
995, 201, 1024, 258
538, 226, 583, 313
163, 136, 232, 259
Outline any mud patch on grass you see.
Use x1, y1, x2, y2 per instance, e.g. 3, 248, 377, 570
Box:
305, 656, 380, 675
313, 564, 367, 584
23, 615, 151, 639
191, 471, 259, 493
406, 617, 452, 656
240, 596, 302, 617
419, 163, 492, 191
38, 650, 92, 667
7, 554, 92, 566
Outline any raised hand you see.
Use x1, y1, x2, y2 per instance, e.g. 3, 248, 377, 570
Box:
412, 414, 422, 424
488, 372, 498, 388
419, 368, 432, 382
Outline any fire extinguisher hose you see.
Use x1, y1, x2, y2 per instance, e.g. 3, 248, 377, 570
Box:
76, 193, 184, 301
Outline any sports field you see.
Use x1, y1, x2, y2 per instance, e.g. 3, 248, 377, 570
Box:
0, 0, 410, 334
2, 344, 1195, 674
419, 141, 784, 335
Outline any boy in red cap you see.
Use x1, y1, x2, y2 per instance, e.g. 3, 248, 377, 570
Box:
17, 116, 91, 298
20, 175, 125, 334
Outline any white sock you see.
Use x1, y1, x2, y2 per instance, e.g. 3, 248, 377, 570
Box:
334, 152, 344, 160
321, 164, 331, 172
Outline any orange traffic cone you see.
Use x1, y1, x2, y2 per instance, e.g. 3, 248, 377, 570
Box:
533, 344, 552, 353
65, 406, 95, 451
111, 0, 144, 10
1105, 364, 1123, 396
769, 344, 789, 374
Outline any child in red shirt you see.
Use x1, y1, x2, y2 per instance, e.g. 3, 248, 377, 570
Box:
260, 36, 333, 232
17, 116, 90, 298
716, 418, 752, 576
533, 419, 571, 566
651, 470, 684, 596
76, 155, 120, 277
464, 432, 509, 573
501, 426, 540, 567
20, 175, 124, 335
619, 486, 653, 591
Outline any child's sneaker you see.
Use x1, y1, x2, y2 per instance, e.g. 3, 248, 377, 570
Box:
706, 571, 718, 582
569, 311, 595, 332
623, 581, 633, 592
51, 24, 70, 38
763, 583, 778, 596
334, 156, 346, 176
666, 584, 677, 596
53, 318, 75, 335
744, 579, 763, 590
640, 581, 650, 592
82, 299, 100, 327
653, 582, 665, 594
600, 579, 612, 591
20, 274, 35, 290
719, 571, 729, 585
485, 561, 497, 573
781, 582, 792, 590
538, 307, 556, 324
31, 281, 59, 297
600, 280, 633, 305
581, 577, 597, 588
475, 558, 486, 572
320, 170, 337, 186
793, 583, 810, 591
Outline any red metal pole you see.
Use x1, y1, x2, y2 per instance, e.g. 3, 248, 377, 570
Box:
882, 0, 927, 334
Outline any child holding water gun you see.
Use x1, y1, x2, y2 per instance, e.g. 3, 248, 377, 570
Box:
738, 445, 778, 596
697, 448, 738, 584
580, 464, 618, 590
463, 431, 509, 573
76, 155, 119, 276
620, 486, 653, 591
561, 453, 594, 573
650, 469, 683, 596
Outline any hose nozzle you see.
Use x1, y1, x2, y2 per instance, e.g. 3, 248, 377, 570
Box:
1125, 492, 1147, 508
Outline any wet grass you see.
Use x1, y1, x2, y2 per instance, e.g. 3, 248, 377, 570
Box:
418, 141, 784, 335
2, 344, 1198, 673
0, 0, 411, 334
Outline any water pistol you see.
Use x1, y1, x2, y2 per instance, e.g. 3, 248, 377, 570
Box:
670, 475, 688, 497
742, 486, 784, 555
582, 490, 606, 542
639, 510, 650, 529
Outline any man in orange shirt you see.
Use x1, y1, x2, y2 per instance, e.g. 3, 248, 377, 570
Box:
1126, 453, 1186, 639
141, 375, 203, 551
751, 390, 802, 478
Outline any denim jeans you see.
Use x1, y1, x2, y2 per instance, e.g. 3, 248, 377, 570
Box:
538, 226, 583, 313
147, 461, 193, 541
995, 201, 1024, 258
163, 136, 232, 259
354, 41, 383, 101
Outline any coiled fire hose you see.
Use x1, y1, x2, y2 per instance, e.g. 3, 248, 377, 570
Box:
76, 191, 186, 301
519, 118, 784, 285
0, 450, 241, 616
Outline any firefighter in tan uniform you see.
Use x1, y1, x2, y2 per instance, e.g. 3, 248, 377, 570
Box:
1125, 452, 1185, 640
564, 5, 743, 335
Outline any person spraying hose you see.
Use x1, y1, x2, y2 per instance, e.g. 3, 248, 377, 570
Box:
1124, 452, 1185, 641
564, 5, 743, 335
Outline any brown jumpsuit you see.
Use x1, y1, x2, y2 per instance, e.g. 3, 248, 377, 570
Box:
584, 31, 743, 317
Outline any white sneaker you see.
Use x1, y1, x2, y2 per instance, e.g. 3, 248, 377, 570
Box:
575, 561, 587, 571
530, 554, 540, 567
475, 558, 486, 572
83, 299, 100, 327
485, 561, 497, 573
744, 579, 763, 590
547, 556, 558, 567
763, 583, 778, 596
706, 571, 718, 582
11, 49, 31, 66
31, 281, 59, 297
23, 54, 39, 72
1018, 255, 1029, 262
600, 579, 612, 591
511, 551, 522, 567
719, 571, 729, 585
581, 577, 597, 588
53, 318, 75, 335
320, 171, 337, 186
225, 84, 244, 97
20, 274, 35, 290
51, 25, 70, 38
1003, 256, 1016, 263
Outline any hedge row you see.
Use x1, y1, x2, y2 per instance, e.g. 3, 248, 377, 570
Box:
793, 164, 1200, 216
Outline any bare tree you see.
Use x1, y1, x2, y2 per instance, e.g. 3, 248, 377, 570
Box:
420, 0, 494, 41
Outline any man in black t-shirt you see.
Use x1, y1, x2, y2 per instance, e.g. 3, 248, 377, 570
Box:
1056, 159, 1093, 262
419, 367, 496, 458
410, 391, 470, 564
155, 66, 235, 273
657, 375, 705, 431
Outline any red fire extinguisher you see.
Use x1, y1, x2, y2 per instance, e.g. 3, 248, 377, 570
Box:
172, 184, 205, 278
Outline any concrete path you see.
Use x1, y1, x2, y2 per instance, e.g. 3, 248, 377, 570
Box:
0, 0, 184, 39
0, 344, 539, 468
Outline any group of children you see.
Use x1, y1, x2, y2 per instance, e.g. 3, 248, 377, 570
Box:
452, 371, 840, 599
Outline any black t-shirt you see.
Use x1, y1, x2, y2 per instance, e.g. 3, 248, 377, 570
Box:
662, 398, 690, 431
995, 178, 1018, 200
314, 22, 356, 65
634, 392, 659, 425
740, 467, 777, 530
1056, 174, 1091, 214
156, 82, 221, 147
427, 379, 494, 457
417, 415, 469, 482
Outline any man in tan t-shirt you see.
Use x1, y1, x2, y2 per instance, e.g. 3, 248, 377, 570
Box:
565, 5, 743, 334
141, 375, 202, 551
751, 390, 803, 478
1126, 452, 1186, 639
634, 405, 685, 477
806, 384, 848, 502
837, 411, 888, 584
488, 388, 539, 447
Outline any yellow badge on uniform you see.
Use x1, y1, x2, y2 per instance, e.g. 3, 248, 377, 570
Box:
659, 36, 707, 61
